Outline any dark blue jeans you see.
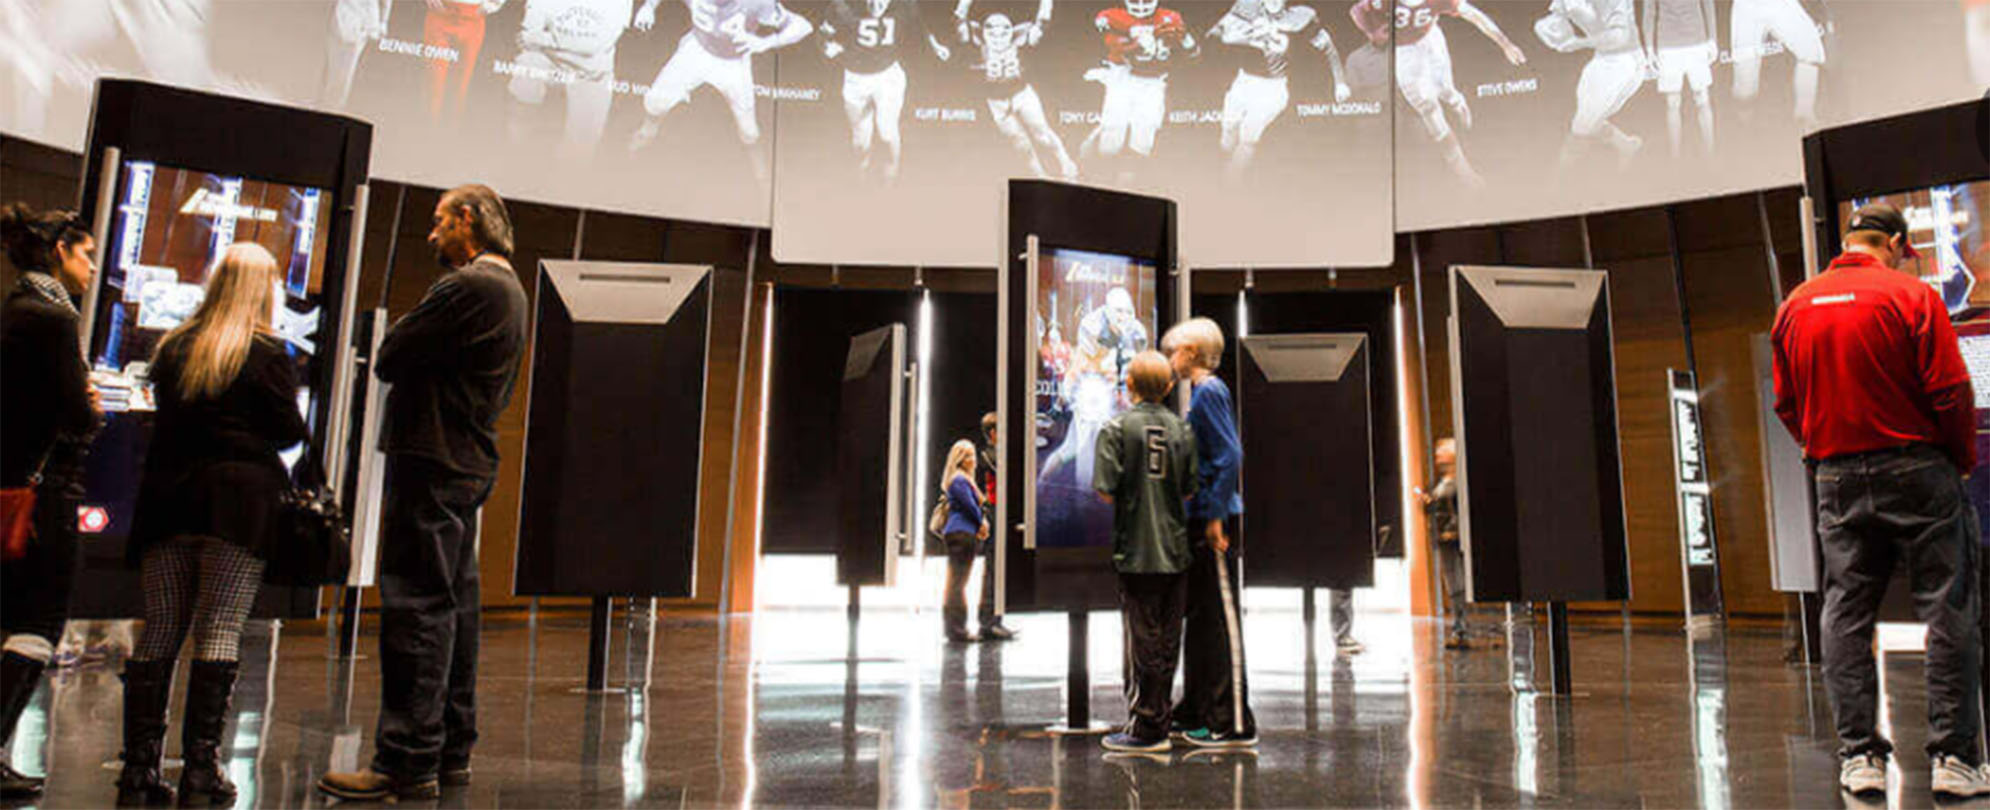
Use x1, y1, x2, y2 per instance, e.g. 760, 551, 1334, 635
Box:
373, 456, 493, 781
1816, 445, 1981, 763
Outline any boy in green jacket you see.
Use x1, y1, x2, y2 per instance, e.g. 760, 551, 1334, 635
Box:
1093, 351, 1199, 752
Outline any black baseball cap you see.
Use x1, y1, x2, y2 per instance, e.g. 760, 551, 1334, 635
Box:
1846, 203, 1921, 259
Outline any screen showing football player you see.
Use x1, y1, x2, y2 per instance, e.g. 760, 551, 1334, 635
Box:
1536, 0, 1644, 171
1040, 286, 1149, 490
955, 0, 1077, 180
1210, 0, 1350, 182
321, 0, 394, 109
1729, 0, 1824, 129
427, 0, 508, 122
628, 0, 815, 179
1082, 0, 1199, 182
507, 0, 634, 160
8, 0, 218, 139
1352, 0, 1524, 190
1642, 0, 1716, 158
1965, 0, 1989, 87
821, 0, 952, 183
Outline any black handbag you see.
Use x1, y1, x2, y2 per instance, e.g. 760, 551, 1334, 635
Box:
265, 451, 351, 587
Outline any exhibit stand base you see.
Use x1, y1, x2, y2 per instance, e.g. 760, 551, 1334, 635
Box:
1046, 611, 1111, 736
573, 597, 638, 695
1547, 602, 1573, 696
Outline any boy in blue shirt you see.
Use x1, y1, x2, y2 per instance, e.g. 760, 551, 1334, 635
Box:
1163, 317, 1257, 748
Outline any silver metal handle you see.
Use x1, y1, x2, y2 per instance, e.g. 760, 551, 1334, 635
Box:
78, 147, 121, 356
325, 184, 371, 499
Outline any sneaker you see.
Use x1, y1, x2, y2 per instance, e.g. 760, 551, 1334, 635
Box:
439, 761, 473, 787
1102, 732, 1169, 753
1336, 638, 1366, 655
980, 624, 1018, 641
1931, 754, 1989, 798
1838, 753, 1886, 796
317, 768, 441, 801
1181, 727, 1258, 749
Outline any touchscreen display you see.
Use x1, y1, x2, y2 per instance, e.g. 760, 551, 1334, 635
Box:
1839, 180, 1990, 316
1031, 248, 1158, 549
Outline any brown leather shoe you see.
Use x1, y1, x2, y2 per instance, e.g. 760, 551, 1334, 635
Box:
317, 769, 440, 801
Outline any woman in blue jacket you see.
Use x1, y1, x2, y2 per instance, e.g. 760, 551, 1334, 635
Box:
939, 440, 988, 642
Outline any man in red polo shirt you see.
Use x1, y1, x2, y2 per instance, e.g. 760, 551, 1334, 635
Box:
1773, 202, 1986, 799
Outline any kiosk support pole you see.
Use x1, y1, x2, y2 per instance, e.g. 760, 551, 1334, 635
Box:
1547, 602, 1573, 695
1798, 591, 1823, 665
1067, 610, 1090, 729
1302, 587, 1317, 627
848, 585, 862, 623
336, 586, 363, 659
586, 597, 612, 692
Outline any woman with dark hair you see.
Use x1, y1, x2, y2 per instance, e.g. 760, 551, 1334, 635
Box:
117, 242, 309, 806
0, 202, 99, 799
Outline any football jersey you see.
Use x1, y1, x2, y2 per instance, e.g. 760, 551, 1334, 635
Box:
1560, 0, 1637, 54
1234, 5, 1327, 78
826, 0, 921, 73
1653, 0, 1710, 48
970, 20, 1040, 95
522, 0, 633, 56
685, 0, 787, 59
1097, 7, 1192, 77
1352, 0, 1458, 46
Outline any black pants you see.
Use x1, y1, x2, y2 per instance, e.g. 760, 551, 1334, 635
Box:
373, 456, 493, 780
978, 536, 999, 631
1437, 542, 1470, 639
1172, 519, 1255, 737
1, 482, 80, 644
1118, 572, 1186, 741
1817, 445, 1981, 762
942, 532, 978, 638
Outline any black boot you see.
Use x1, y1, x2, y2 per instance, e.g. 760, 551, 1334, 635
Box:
0, 650, 49, 799
176, 661, 238, 807
116, 659, 176, 807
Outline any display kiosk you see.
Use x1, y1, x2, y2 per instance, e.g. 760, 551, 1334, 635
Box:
69, 80, 372, 619
1237, 333, 1376, 591
835, 324, 913, 592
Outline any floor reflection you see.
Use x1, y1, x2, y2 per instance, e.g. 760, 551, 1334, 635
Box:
7, 606, 1990, 808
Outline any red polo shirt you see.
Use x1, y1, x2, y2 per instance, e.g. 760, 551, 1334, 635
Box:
1771, 251, 1976, 469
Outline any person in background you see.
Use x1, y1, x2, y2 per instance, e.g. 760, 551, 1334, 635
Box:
1094, 351, 1197, 752
1163, 317, 1257, 748
977, 412, 1017, 641
940, 440, 988, 642
320, 184, 529, 802
1328, 588, 1363, 655
118, 242, 310, 806
1772, 202, 1987, 799
1420, 438, 1471, 650
0, 203, 99, 800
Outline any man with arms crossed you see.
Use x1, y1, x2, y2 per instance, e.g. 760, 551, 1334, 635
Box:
1772, 203, 1990, 800
319, 186, 530, 801
507, 0, 633, 159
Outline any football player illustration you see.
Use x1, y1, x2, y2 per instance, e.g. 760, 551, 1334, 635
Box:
1352, 0, 1525, 190
628, 0, 815, 179
1081, 0, 1199, 182
507, 0, 633, 160
1966, 0, 1989, 87
821, 0, 952, 183
1643, 0, 1716, 158
1210, 0, 1351, 182
426, 0, 507, 123
955, 0, 1078, 180
1729, 0, 1825, 129
8, 0, 217, 139
321, 0, 393, 109
1039, 288, 1148, 488
1536, 0, 1644, 170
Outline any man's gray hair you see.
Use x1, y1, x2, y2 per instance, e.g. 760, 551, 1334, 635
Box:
442, 184, 514, 257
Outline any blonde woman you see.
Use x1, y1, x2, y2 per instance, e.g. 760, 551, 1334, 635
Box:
939, 439, 988, 642
119, 242, 308, 806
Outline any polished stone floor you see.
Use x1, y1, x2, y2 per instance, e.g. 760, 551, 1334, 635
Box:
3, 603, 1980, 809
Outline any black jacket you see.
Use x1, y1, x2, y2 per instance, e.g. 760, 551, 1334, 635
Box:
0, 280, 95, 489
376, 257, 529, 478
129, 335, 309, 564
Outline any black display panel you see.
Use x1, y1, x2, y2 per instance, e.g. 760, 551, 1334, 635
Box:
836, 325, 907, 587
514, 263, 710, 598
69, 80, 371, 619
1449, 266, 1629, 604
1000, 179, 1176, 612
1238, 334, 1374, 590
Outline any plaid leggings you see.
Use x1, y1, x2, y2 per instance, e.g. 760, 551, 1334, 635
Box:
133, 536, 265, 662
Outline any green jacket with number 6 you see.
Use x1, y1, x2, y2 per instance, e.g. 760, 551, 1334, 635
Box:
1093, 402, 1199, 575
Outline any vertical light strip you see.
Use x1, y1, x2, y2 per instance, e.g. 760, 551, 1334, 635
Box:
1235, 289, 1249, 338
914, 291, 935, 601
752, 287, 775, 612
1396, 291, 1426, 810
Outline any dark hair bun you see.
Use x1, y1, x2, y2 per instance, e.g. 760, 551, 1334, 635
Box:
1, 202, 86, 274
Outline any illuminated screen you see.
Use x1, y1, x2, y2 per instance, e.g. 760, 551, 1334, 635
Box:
1032, 247, 1157, 549
79, 161, 333, 541
1838, 179, 1990, 316
1955, 320, 1990, 542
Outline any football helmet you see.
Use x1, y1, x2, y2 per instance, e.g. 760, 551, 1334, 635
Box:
1125, 0, 1157, 19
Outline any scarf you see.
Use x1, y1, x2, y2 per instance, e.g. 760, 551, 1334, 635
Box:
19, 272, 78, 317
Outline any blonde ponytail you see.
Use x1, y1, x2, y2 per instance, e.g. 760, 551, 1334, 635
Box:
159, 243, 279, 400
